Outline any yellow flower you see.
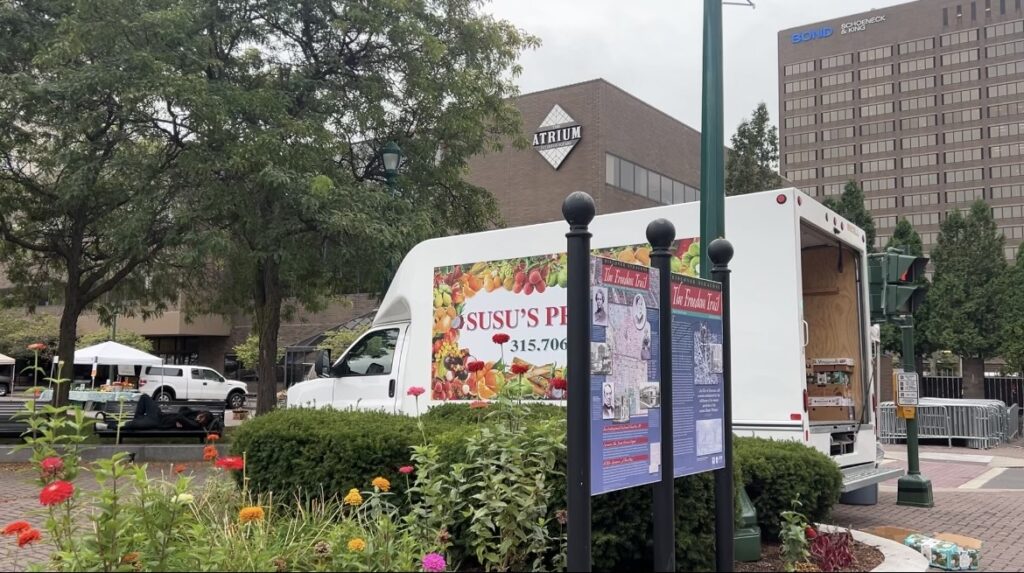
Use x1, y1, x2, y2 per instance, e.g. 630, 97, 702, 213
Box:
347, 538, 366, 552
372, 477, 391, 492
239, 506, 265, 523
343, 488, 363, 506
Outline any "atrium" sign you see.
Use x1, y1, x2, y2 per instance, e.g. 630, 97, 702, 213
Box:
533, 105, 582, 170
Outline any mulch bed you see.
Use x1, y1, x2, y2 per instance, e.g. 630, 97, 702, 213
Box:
734, 540, 884, 572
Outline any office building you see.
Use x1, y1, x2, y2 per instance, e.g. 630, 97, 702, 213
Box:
779, 0, 1024, 262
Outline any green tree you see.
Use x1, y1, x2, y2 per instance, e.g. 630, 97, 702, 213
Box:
726, 102, 783, 196
185, 0, 538, 413
823, 180, 877, 252
0, 309, 59, 361
999, 256, 1024, 375
924, 201, 1007, 397
0, 0, 201, 405
77, 329, 154, 354
880, 220, 932, 363
233, 334, 284, 373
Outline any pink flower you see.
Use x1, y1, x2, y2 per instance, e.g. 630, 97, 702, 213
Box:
421, 552, 447, 572
398, 465, 414, 475
39, 481, 74, 506
40, 457, 63, 475
491, 333, 510, 344
26, 342, 47, 352
407, 386, 426, 397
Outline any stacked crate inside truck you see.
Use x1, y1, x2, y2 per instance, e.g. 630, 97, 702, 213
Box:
807, 358, 856, 422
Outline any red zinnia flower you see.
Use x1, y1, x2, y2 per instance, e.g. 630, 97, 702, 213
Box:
2, 521, 31, 536
17, 529, 41, 547
550, 377, 567, 390
41, 457, 63, 475
510, 364, 529, 376
203, 445, 218, 461
173, 464, 187, 475
215, 456, 245, 471
406, 386, 425, 397
466, 361, 485, 373
398, 465, 414, 475
492, 333, 510, 344
206, 433, 220, 442
805, 526, 818, 539
26, 342, 47, 352
39, 480, 74, 506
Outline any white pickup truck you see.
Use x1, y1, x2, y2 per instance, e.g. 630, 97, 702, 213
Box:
288, 189, 902, 496
139, 365, 248, 409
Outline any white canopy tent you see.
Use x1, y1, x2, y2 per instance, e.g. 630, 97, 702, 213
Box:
0, 353, 14, 366
0, 353, 15, 396
66, 341, 162, 366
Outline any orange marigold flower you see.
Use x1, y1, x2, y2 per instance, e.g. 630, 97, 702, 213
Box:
121, 552, 140, 564
203, 445, 218, 461
238, 506, 265, 523
17, 528, 41, 547
39, 480, 74, 506
372, 477, 390, 492
2, 521, 31, 536
343, 488, 363, 506
347, 538, 366, 552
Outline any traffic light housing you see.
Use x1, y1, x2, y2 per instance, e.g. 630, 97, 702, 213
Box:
869, 249, 928, 321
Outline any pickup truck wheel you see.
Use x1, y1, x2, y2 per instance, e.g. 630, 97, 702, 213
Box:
155, 389, 174, 402
0, 385, 7, 397
227, 391, 246, 410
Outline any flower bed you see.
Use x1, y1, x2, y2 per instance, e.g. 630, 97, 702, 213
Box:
733, 541, 884, 572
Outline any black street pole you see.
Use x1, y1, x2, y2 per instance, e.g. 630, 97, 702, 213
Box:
648, 218, 677, 573
710, 238, 735, 571
563, 192, 595, 572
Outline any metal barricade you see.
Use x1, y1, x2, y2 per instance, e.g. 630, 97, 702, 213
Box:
1009, 404, 1020, 441
878, 398, 1013, 449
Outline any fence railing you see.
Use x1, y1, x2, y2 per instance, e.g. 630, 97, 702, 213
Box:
879, 398, 1020, 449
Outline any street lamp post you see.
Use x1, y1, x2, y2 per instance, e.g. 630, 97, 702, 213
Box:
382, 140, 402, 193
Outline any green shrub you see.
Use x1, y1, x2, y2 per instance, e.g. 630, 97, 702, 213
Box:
734, 436, 842, 540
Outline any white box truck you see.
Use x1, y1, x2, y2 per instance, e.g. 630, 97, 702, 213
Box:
288, 189, 903, 493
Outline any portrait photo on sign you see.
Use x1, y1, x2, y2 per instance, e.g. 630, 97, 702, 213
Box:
602, 382, 615, 420
593, 287, 608, 326
632, 293, 647, 330
640, 324, 652, 360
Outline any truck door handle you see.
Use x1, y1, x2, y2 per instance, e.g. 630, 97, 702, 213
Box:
388, 379, 396, 398
803, 321, 809, 347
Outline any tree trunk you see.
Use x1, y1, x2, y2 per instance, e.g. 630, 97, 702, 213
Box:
253, 258, 283, 415
962, 355, 986, 399
55, 297, 81, 408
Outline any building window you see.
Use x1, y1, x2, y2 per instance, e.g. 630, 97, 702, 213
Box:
987, 39, 1024, 58
991, 162, 1024, 178
945, 147, 984, 162
920, 232, 940, 245
784, 60, 816, 76
1001, 225, 1024, 239
786, 149, 817, 164
943, 88, 982, 104
989, 79, 1024, 97
946, 188, 985, 203
989, 100, 1024, 117
822, 183, 845, 196
152, 337, 201, 366
941, 48, 980, 66
987, 59, 1024, 79
945, 167, 985, 182
785, 113, 816, 129
606, 154, 698, 204
823, 145, 856, 159
942, 68, 981, 85
985, 18, 1024, 38
990, 142, 1024, 158
944, 108, 983, 123
900, 56, 936, 73
822, 126, 855, 141
899, 37, 935, 55
865, 196, 898, 210
821, 163, 855, 178
900, 95, 936, 112
900, 76, 936, 92
992, 121, 1024, 137
902, 153, 939, 168
859, 45, 893, 62
993, 204, 1024, 219
861, 158, 895, 173
800, 186, 818, 197
944, 128, 983, 143
876, 215, 898, 228
1007, 245, 1020, 261
820, 72, 854, 87
785, 95, 816, 111
903, 173, 940, 187
860, 83, 894, 99
821, 53, 854, 69
902, 134, 939, 149
785, 131, 817, 146
787, 167, 817, 181
941, 29, 979, 46
861, 101, 895, 117
859, 64, 893, 81
905, 212, 941, 226
860, 120, 896, 136
863, 177, 898, 192
904, 193, 942, 207
821, 90, 854, 105
902, 115, 938, 130
861, 139, 896, 154
992, 183, 1024, 198
785, 78, 815, 93
821, 108, 854, 123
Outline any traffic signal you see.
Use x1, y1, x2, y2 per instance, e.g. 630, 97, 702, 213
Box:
868, 248, 928, 321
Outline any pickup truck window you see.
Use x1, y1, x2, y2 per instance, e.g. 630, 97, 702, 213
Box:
333, 329, 399, 377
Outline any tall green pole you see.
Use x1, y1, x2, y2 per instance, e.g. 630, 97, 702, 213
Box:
700, 0, 725, 279
896, 318, 933, 507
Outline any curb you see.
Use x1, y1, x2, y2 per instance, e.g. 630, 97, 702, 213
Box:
817, 524, 930, 572
0, 444, 228, 463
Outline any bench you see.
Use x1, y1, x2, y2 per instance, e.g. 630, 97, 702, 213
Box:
94, 400, 225, 444
0, 401, 42, 439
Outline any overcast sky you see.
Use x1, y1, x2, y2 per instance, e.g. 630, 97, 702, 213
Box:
484, 0, 910, 138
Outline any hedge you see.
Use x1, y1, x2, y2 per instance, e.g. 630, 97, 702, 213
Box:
233, 406, 843, 570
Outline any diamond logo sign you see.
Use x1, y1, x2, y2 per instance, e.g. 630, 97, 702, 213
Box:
532, 105, 582, 170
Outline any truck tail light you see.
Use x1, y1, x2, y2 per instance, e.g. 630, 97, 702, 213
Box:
790, 413, 802, 421
776, 194, 787, 205
803, 389, 809, 412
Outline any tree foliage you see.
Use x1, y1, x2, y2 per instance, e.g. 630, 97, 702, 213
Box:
0, 309, 59, 360
726, 102, 783, 196
823, 180, 877, 252
233, 334, 283, 371
77, 329, 154, 354
317, 328, 368, 363
999, 257, 1024, 375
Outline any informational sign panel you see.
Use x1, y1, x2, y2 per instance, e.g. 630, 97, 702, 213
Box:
669, 274, 726, 477
589, 257, 663, 496
897, 372, 920, 407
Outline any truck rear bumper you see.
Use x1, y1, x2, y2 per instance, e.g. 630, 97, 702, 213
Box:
841, 462, 904, 492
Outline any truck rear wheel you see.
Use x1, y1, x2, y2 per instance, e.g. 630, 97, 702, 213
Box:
227, 391, 246, 410
155, 388, 175, 402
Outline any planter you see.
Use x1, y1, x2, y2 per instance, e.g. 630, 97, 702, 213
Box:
817, 524, 930, 572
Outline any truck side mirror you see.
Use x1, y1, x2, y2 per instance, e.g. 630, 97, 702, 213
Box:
316, 350, 331, 377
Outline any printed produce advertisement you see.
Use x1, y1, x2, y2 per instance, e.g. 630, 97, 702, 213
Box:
430, 237, 700, 401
